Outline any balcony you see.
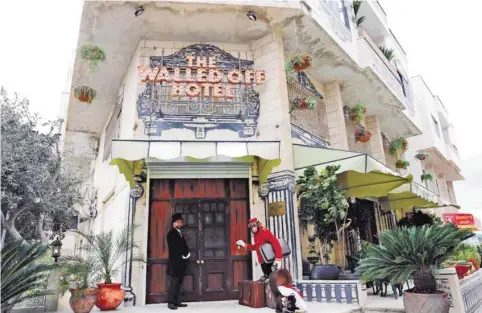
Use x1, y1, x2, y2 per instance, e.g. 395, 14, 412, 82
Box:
445, 143, 462, 171
357, 27, 415, 115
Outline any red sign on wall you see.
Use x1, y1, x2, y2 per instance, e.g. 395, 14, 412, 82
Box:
443, 213, 476, 228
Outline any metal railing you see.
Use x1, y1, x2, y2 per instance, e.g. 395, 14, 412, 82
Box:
357, 27, 415, 114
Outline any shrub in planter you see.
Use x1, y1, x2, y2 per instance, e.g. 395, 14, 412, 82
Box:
389, 137, 408, 156
349, 104, 367, 125
58, 256, 100, 313
415, 152, 429, 161
73, 86, 97, 104
297, 165, 349, 279
74, 227, 145, 311
285, 53, 312, 72
354, 125, 372, 143
358, 224, 474, 313
80, 43, 106, 72
290, 96, 317, 112
421, 173, 434, 182
395, 160, 409, 169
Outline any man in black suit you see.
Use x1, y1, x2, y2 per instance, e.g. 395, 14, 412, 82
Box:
166, 213, 190, 310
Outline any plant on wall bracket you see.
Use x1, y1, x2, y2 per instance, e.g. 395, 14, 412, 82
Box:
354, 124, 372, 143
297, 165, 350, 264
285, 53, 312, 73
349, 104, 367, 125
290, 96, 317, 112
421, 173, 434, 182
415, 151, 429, 161
379, 46, 395, 62
395, 160, 409, 169
73, 86, 97, 104
389, 137, 408, 156
353, 0, 365, 26
80, 43, 106, 72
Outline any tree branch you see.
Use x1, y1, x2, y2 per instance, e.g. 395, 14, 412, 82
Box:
38, 213, 48, 245
1, 210, 24, 242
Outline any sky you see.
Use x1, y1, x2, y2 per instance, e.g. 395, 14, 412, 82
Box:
0, 0, 481, 222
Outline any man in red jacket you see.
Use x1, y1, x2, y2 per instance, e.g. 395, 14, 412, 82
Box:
236, 217, 282, 281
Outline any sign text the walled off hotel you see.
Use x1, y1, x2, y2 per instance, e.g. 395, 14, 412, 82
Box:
138, 56, 266, 98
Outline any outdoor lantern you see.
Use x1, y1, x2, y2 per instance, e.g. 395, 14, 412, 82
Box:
247, 11, 257, 21
134, 5, 145, 17
51, 237, 63, 262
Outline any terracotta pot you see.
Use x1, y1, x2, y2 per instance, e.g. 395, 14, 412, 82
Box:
293, 58, 311, 72
77, 90, 94, 103
69, 288, 98, 313
95, 283, 125, 311
455, 265, 471, 279
356, 130, 372, 143
403, 290, 449, 313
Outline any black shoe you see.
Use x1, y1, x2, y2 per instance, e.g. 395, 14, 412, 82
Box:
176, 303, 188, 307
168, 304, 178, 310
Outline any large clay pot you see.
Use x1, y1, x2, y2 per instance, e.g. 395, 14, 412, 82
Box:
455, 264, 471, 279
95, 283, 125, 311
403, 290, 450, 313
69, 288, 98, 313
310, 264, 341, 280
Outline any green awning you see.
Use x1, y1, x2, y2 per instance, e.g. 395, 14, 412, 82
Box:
387, 182, 439, 211
293, 144, 412, 198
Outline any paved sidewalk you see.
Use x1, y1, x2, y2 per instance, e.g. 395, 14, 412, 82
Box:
58, 300, 360, 313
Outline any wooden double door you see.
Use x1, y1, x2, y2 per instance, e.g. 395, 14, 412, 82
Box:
147, 179, 251, 304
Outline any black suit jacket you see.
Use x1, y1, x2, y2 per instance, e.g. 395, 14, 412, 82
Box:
166, 228, 190, 277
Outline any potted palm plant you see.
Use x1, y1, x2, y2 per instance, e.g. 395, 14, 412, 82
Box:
1, 241, 58, 313
74, 227, 144, 311
297, 165, 350, 280
58, 256, 99, 313
358, 224, 473, 313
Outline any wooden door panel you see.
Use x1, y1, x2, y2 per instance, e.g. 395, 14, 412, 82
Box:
149, 201, 171, 259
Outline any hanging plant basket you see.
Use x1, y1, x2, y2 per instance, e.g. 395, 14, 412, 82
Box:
73, 86, 97, 104
421, 173, 434, 182
349, 104, 367, 125
80, 43, 106, 72
395, 160, 410, 169
354, 125, 372, 143
389, 137, 408, 156
415, 152, 429, 161
290, 96, 317, 112
285, 53, 312, 72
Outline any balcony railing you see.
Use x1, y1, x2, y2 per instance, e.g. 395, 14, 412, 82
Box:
357, 27, 415, 115
446, 144, 462, 168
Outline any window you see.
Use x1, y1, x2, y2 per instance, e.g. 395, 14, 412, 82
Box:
431, 115, 441, 139
324, 0, 351, 29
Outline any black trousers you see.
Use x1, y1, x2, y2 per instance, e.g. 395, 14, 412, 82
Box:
261, 261, 274, 277
167, 274, 185, 305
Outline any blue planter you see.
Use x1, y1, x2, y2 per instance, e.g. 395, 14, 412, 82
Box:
310, 264, 341, 280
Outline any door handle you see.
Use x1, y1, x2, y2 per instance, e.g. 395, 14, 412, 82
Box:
196, 260, 200, 264
201, 260, 204, 264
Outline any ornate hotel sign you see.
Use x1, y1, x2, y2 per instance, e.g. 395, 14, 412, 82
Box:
137, 44, 266, 139
268, 201, 286, 217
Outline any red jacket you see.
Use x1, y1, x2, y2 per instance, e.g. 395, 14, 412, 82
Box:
246, 227, 282, 264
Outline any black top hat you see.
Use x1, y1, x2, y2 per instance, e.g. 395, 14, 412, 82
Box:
172, 213, 183, 224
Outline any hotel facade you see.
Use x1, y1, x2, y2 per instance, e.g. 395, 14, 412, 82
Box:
59, 0, 464, 308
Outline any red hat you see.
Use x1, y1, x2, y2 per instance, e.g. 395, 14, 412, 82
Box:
248, 218, 258, 224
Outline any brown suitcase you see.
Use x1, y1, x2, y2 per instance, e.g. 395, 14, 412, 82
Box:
238, 280, 266, 308
265, 281, 277, 309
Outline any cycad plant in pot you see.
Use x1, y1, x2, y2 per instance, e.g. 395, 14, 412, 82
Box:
358, 224, 474, 313
297, 165, 350, 280
1, 241, 58, 313
74, 227, 144, 311
58, 256, 100, 313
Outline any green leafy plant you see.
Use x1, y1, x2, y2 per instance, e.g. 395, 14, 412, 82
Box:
389, 137, 408, 156
349, 104, 367, 125
74, 227, 144, 284
395, 160, 409, 169
58, 255, 100, 296
353, 0, 365, 26
73, 86, 97, 104
1, 241, 57, 312
358, 224, 474, 293
297, 165, 349, 264
285, 53, 312, 72
379, 46, 395, 62
80, 43, 106, 72
290, 96, 317, 112
415, 152, 429, 161
451, 244, 481, 269
398, 209, 435, 228
421, 173, 434, 182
